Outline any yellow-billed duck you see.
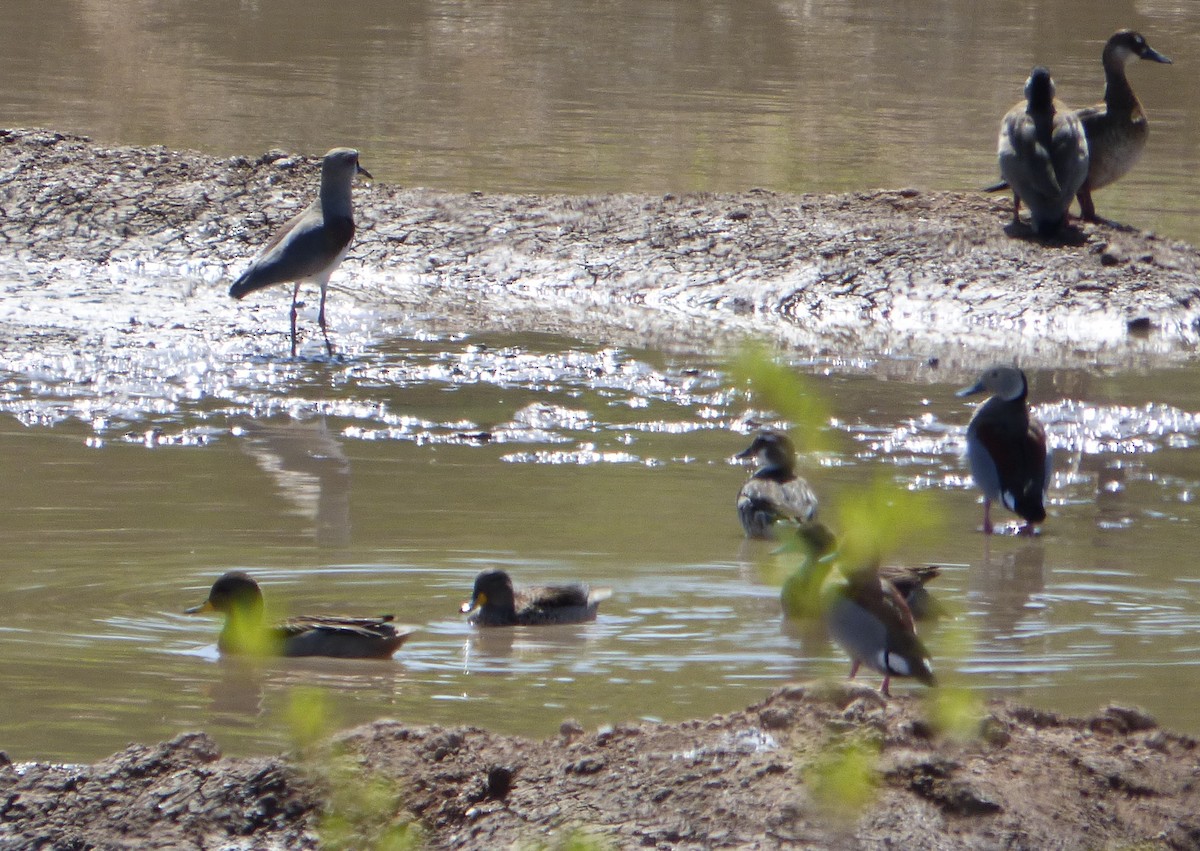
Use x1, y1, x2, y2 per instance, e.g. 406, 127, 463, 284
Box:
958, 366, 1052, 535
735, 430, 819, 539
185, 571, 414, 658
997, 66, 1090, 235
459, 568, 611, 627
1074, 30, 1171, 221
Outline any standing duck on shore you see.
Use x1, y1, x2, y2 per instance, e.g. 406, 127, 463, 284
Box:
1072, 30, 1171, 221
735, 430, 819, 539
997, 66, 1090, 235
986, 31, 1171, 223
958, 366, 1052, 536
822, 560, 938, 698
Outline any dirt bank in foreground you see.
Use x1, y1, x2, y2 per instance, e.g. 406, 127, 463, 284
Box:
4, 128, 1200, 371
2, 684, 1197, 850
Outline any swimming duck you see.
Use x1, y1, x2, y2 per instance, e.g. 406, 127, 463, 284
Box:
459, 568, 611, 627
997, 66, 1090, 235
821, 561, 937, 697
958, 366, 1051, 535
1073, 30, 1171, 221
735, 430, 819, 539
185, 571, 414, 658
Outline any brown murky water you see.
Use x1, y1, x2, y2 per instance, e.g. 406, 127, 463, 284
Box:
4, 2, 1200, 761
5, 333, 1200, 761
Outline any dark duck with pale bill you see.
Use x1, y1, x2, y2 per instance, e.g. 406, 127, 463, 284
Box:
958, 366, 1052, 535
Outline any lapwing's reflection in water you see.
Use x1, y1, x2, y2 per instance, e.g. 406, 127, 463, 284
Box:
236, 416, 352, 550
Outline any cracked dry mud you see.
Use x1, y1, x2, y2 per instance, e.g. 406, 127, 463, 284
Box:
5, 129, 1200, 848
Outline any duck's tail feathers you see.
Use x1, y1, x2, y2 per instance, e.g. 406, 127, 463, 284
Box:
589, 587, 614, 605
982, 180, 1010, 193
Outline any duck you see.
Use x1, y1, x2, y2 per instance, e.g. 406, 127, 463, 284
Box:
1073, 30, 1171, 221
229, 148, 372, 358
459, 568, 611, 627
880, 563, 945, 624
984, 31, 1170, 223
185, 571, 414, 658
996, 66, 1090, 235
735, 430, 819, 539
821, 560, 937, 698
779, 521, 840, 621
958, 366, 1052, 535
780, 522, 944, 623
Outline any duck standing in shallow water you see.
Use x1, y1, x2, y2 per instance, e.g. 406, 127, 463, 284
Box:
1073, 30, 1171, 221
735, 431, 819, 539
460, 568, 611, 627
822, 561, 937, 698
997, 66, 1090, 235
185, 571, 415, 658
958, 366, 1051, 535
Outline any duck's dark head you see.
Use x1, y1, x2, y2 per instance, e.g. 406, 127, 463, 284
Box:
1024, 66, 1056, 111
460, 568, 516, 615
1105, 30, 1171, 67
957, 365, 1028, 403
735, 430, 797, 472
186, 571, 265, 619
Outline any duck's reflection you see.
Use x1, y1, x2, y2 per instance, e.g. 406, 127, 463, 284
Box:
461, 624, 598, 672
236, 416, 352, 549
968, 537, 1047, 640
206, 656, 267, 721
1094, 458, 1133, 531
204, 654, 407, 722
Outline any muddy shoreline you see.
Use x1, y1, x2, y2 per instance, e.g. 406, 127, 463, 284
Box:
3, 684, 1198, 850
4, 128, 1200, 375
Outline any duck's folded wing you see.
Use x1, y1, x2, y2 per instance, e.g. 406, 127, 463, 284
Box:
524, 584, 593, 609
277, 614, 403, 639
739, 477, 816, 523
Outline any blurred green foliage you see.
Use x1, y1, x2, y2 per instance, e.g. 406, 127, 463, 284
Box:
283, 688, 424, 850
803, 733, 881, 822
